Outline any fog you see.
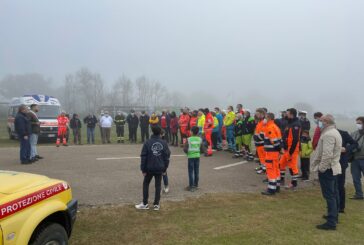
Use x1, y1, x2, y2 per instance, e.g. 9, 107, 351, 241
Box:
0, 0, 363, 114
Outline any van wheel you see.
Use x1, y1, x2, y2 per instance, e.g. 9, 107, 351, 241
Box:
30, 223, 68, 245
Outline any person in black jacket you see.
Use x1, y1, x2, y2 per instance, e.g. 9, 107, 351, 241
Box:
14, 105, 32, 164
70, 114, 82, 145
275, 111, 288, 135
135, 126, 171, 211
139, 111, 150, 143
337, 129, 358, 213
84, 113, 98, 144
127, 110, 139, 143
299, 111, 311, 132
114, 111, 126, 143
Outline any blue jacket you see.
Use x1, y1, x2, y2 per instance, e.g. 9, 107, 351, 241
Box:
140, 135, 171, 174
338, 129, 358, 169
216, 113, 223, 130
14, 112, 31, 137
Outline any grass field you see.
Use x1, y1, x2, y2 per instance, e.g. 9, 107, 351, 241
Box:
70, 186, 364, 245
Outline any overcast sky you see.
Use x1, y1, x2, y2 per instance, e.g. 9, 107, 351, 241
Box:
0, 0, 363, 113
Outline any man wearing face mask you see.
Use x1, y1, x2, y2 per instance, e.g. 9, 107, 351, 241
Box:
311, 114, 342, 230
223, 106, 236, 152
253, 108, 267, 174
274, 111, 288, 135
349, 116, 364, 200
312, 112, 323, 150
114, 111, 126, 143
299, 111, 311, 132
280, 108, 301, 189
127, 109, 139, 143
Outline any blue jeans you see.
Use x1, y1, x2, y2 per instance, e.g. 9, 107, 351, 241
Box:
319, 169, 340, 226
351, 159, 364, 198
217, 128, 222, 148
20, 137, 31, 162
30, 134, 38, 158
163, 172, 169, 186
188, 158, 200, 187
226, 125, 235, 150
87, 127, 95, 144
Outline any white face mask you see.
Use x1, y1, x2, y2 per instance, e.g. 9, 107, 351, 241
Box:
263, 118, 268, 124
357, 123, 363, 130
314, 119, 319, 125
318, 121, 324, 129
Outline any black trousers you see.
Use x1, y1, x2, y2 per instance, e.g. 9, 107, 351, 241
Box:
116, 126, 124, 140
161, 128, 170, 143
143, 173, 162, 205
72, 129, 81, 144
129, 127, 137, 143
337, 166, 347, 211
141, 126, 149, 143
212, 132, 218, 149
300, 158, 310, 179
171, 133, 178, 146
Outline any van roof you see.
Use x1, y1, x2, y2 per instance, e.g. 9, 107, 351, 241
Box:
10, 95, 61, 106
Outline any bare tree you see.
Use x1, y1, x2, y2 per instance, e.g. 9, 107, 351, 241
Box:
112, 74, 133, 106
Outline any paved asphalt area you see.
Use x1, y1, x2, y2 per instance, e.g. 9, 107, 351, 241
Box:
1, 144, 317, 206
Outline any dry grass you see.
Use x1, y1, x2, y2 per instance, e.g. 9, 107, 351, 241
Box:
70, 186, 364, 245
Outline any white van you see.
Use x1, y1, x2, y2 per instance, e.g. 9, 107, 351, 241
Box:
7, 95, 61, 140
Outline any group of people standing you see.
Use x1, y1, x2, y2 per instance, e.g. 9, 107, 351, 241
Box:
14, 104, 44, 164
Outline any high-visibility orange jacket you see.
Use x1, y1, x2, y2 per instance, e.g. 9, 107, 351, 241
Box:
204, 113, 214, 132
263, 120, 282, 152
190, 117, 197, 128
179, 114, 190, 129
254, 120, 266, 147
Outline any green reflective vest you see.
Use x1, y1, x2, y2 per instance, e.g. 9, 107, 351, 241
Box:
188, 136, 202, 158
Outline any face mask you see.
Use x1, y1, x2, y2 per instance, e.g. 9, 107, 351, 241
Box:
318, 121, 324, 129
357, 123, 363, 130
314, 119, 319, 125
263, 118, 268, 124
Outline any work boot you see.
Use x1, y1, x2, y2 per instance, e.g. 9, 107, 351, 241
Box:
316, 223, 336, 231
261, 190, 275, 196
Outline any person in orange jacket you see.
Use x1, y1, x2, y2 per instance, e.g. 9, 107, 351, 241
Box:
56, 111, 69, 147
203, 108, 214, 156
189, 110, 198, 128
280, 108, 301, 190
261, 112, 282, 195
179, 108, 190, 145
254, 108, 267, 174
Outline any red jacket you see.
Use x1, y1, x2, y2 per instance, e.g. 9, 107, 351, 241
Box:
190, 117, 197, 128
160, 115, 167, 128
312, 126, 321, 150
204, 113, 214, 132
170, 117, 179, 134
57, 115, 69, 128
179, 114, 190, 129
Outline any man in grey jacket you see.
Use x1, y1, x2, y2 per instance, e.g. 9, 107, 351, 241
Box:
311, 114, 342, 230
350, 116, 364, 200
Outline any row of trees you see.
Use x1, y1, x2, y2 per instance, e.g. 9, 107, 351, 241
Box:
0, 68, 185, 114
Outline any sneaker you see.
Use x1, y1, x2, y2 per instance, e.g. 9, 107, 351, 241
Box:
35, 155, 43, 159
164, 186, 169, 193
153, 205, 160, 211
185, 186, 193, 191
349, 196, 364, 200
21, 160, 32, 165
135, 203, 149, 210
256, 169, 265, 174
285, 184, 297, 191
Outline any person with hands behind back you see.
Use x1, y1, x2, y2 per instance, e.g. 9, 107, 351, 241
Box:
135, 125, 171, 211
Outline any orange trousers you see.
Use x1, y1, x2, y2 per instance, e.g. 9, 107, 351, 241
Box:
256, 146, 266, 167
280, 151, 299, 175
